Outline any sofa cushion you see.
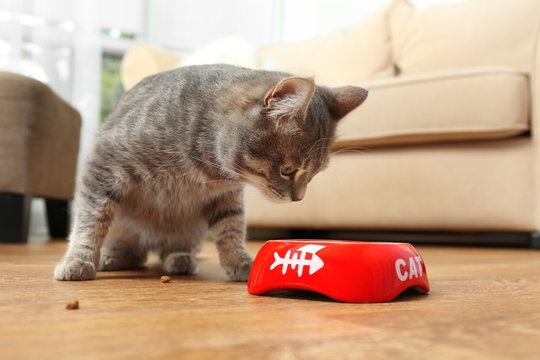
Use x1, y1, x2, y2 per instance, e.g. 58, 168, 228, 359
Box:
388, 0, 540, 76
334, 68, 530, 148
257, 9, 394, 86
246, 138, 535, 231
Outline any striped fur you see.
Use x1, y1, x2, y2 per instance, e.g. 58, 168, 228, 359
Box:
53, 64, 367, 281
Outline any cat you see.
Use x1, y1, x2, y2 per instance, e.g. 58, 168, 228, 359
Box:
53, 64, 368, 281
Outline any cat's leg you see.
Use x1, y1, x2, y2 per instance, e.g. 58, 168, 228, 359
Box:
99, 214, 147, 271
159, 226, 205, 275
206, 188, 253, 281
53, 200, 117, 280
53, 162, 122, 281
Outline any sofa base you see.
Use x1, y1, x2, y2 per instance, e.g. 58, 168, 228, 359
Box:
45, 199, 70, 239
247, 228, 539, 248
0, 193, 70, 243
0, 193, 31, 243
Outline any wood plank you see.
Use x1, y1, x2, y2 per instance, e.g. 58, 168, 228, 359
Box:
1, 240, 539, 359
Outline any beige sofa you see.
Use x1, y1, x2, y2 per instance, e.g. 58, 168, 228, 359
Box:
121, 0, 540, 244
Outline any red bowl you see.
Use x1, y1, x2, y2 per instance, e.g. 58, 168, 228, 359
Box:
248, 240, 429, 303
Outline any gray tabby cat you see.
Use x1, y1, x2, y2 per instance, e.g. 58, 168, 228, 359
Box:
53, 64, 367, 281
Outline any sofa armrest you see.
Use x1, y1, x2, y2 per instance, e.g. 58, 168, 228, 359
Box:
121, 44, 183, 91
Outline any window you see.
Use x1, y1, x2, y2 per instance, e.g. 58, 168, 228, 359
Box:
100, 52, 124, 124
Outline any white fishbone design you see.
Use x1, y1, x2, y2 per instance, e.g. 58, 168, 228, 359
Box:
269, 244, 326, 276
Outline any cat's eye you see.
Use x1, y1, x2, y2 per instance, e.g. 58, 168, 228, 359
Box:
280, 164, 298, 177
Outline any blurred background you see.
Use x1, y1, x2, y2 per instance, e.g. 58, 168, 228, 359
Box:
0, 0, 469, 237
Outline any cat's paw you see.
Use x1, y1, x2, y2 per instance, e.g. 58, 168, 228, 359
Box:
163, 252, 199, 275
224, 255, 254, 282
54, 258, 96, 281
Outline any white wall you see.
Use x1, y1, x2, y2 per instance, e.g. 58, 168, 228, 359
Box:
278, 0, 389, 43
143, 0, 391, 50
144, 0, 277, 53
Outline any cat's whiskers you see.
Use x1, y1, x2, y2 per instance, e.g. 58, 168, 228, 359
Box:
305, 137, 333, 162
305, 145, 331, 163
192, 156, 242, 179
202, 179, 243, 185
231, 164, 269, 190
191, 156, 270, 190
331, 147, 370, 156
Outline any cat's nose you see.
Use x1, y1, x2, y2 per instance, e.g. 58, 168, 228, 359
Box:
291, 185, 306, 202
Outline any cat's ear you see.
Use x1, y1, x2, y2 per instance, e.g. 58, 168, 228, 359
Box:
264, 77, 316, 120
328, 86, 368, 121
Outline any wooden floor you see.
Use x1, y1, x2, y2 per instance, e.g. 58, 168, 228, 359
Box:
1, 239, 539, 360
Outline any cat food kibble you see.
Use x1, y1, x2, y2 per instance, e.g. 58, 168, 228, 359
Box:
160, 275, 171, 283
65, 299, 79, 310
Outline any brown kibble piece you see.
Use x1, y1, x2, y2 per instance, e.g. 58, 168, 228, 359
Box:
160, 275, 171, 283
66, 300, 79, 310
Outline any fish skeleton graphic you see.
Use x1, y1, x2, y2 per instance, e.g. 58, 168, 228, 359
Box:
269, 244, 326, 276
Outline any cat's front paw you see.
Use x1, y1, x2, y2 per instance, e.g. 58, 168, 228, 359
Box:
224, 255, 254, 282
54, 258, 96, 281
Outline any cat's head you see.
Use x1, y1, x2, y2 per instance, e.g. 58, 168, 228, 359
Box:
238, 76, 368, 202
